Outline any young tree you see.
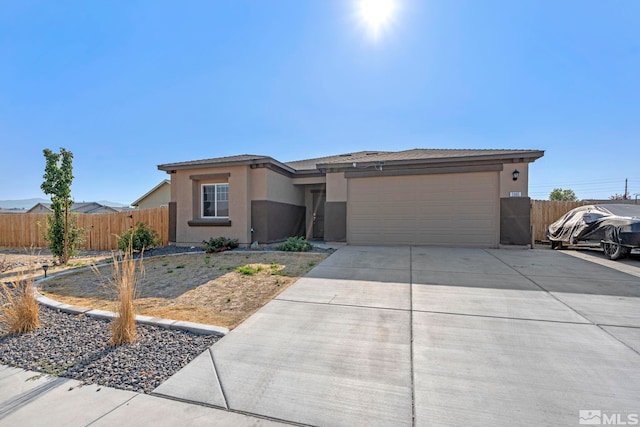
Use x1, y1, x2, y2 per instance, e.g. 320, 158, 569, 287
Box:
549, 188, 578, 202
41, 148, 82, 264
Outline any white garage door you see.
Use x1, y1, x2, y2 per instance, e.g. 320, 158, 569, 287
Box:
347, 172, 499, 247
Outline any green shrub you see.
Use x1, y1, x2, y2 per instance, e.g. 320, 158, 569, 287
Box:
118, 222, 160, 253
202, 237, 239, 253
236, 264, 263, 275
43, 212, 84, 264
276, 236, 313, 252
269, 262, 285, 276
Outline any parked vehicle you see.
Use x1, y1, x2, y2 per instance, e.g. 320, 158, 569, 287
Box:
547, 204, 640, 260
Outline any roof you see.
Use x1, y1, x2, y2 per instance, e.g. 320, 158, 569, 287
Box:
287, 148, 544, 170
0, 209, 26, 214
131, 180, 170, 207
283, 151, 388, 171
158, 148, 544, 174
158, 154, 273, 170
26, 202, 127, 214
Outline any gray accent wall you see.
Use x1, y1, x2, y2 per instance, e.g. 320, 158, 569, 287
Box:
500, 197, 531, 245
325, 201, 347, 242
168, 202, 177, 243
251, 200, 305, 243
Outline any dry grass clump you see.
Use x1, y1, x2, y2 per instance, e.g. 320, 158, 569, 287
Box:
109, 250, 144, 345
0, 256, 10, 273
0, 266, 39, 334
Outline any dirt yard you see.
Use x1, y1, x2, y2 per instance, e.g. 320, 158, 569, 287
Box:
35, 251, 327, 329
0, 247, 112, 283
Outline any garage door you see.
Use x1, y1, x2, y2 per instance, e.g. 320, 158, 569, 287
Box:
347, 172, 499, 247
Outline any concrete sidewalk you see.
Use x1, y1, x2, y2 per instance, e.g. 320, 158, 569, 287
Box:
154, 246, 640, 426
2, 246, 639, 426
0, 365, 284, 426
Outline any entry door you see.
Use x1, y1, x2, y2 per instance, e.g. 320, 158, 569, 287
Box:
312, 192, 326, 240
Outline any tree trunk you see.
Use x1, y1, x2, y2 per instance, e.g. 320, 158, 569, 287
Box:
63, 198, 69, 264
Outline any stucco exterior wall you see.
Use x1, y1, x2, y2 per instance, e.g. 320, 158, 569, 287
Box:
136, 184, 170, 209
266, 169, 304, 206
249, 168, 267, 201
164, 154, 539, 246
172, 165, 252, 246
326, 172, 347, 202
291, 176, 326, 185
499, 162, 529, 198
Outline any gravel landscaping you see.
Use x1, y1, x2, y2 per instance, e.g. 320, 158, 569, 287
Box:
0, 243, 330, 393
0, 305, 219, 393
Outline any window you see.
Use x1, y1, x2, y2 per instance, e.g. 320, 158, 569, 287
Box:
202, 183, 229, 218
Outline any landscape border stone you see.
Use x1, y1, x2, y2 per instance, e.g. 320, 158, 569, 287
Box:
33, 259, 229, 336
28, 246, 335, 337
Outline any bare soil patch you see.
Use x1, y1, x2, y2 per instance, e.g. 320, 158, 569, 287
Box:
38, 252, 327, 329
0, 247, 111, 283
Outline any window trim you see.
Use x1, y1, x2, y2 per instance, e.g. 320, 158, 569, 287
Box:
201, 183, 229, 219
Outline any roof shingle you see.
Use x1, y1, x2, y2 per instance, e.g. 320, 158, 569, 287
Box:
158, 148, 544, 172
284, 148, 542, 170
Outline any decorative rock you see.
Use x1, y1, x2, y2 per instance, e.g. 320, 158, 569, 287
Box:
0, 306, 219, 394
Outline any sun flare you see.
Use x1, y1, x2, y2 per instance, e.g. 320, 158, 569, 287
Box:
356, 0, 398, 40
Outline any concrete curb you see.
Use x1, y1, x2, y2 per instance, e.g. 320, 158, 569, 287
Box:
33, 266, 229, 337
30, 248, 332, 336
34, 289, 229, 336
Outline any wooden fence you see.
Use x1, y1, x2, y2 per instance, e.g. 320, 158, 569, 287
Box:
0, 207, 168, 251
0, 201, 627, 249
530, 200, 590, 242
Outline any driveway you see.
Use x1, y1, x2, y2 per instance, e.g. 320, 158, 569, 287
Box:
154, 246, 640, 426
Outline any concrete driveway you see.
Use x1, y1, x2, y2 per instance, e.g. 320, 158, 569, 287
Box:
155, 246, 640, 426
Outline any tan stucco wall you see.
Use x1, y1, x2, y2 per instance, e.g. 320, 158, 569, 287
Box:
266, 169, 304, 206
136, 184, 170, 209
172, 165, 252, 246
249, 168, 267, 200
499, 162, 529, 198
326, 172, 347, 202
291, 176, 326, 185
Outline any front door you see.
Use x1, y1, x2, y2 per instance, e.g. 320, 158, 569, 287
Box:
312, 192, 326, 240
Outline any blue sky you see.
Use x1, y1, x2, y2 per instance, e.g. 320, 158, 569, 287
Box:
1, 0, 638, 205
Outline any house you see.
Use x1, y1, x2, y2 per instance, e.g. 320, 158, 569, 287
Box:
0, 209, 26, 214
157, 149, 544, 248
131, 180, 171, 209
27, 202, 129, 214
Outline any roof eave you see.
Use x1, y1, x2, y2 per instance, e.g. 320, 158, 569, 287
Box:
157, 157, 296, 174
316, 150, 545, 171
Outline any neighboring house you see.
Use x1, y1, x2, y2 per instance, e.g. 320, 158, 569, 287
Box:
0, 209, 26, 214
27, 202, 128, 214
131, 180, 171, 209
158, 149, 544, 248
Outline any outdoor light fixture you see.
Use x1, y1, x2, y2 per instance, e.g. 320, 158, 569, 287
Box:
512, 169, 520, 181
42, 265, 49, 278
